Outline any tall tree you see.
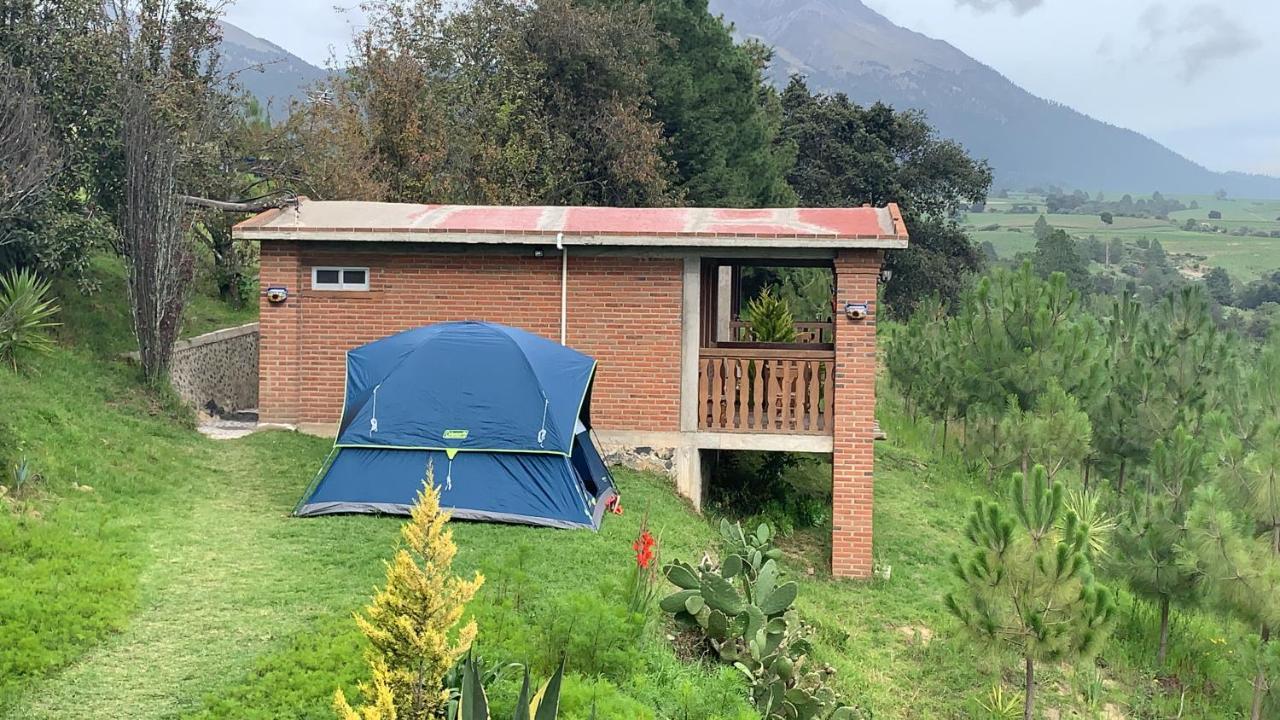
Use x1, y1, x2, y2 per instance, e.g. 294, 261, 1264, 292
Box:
118, 77, 193, 383
1090, 293, 1151, 490
1110, 426, 1206, 665
0, 59, 60, 233
1032, 228, 1090, 293
949, 262, 1106, 413
1183, 339, 1280, 720
1033, 214, 1051, 242
946, 467, 1116, 720
324, 0, 675, 207
0, 0, 121, 281
778, 76, 992, 317
112, 0, 226, 380
625, 0, 793, 207
1204, 266, 1234, 306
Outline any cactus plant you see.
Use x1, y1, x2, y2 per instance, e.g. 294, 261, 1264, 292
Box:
719, 519, 784, 581
660, 522, 868, 719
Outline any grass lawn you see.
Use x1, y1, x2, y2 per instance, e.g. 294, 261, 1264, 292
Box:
0, 261, 1264, 718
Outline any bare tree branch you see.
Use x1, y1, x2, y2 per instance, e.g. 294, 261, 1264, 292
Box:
0, 59, 62, 239
178, 193, 297, 213
120, 76, 193, 383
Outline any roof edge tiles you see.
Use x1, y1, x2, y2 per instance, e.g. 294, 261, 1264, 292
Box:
233, 200, 910, 249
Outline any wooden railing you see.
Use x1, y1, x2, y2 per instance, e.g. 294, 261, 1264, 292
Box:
728, 320, 834, 345
698, 348, 835, 435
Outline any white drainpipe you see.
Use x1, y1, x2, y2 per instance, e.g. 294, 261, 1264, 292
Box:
556, 232, 567, 345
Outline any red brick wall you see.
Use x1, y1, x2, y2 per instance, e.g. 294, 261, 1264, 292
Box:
258, 243, 683, 432
831, 249, 883, 579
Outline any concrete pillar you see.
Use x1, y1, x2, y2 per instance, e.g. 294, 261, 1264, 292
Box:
830, 250, 882, 578
674, 445, 703, 512
680, 255, 701, 434
676, 255, 705, 510
716, 264, 733, 341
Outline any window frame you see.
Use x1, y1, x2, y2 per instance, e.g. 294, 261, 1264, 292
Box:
311, 266, 370, 292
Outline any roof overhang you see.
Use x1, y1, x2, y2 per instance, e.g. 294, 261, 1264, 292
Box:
232, 201, 910, 250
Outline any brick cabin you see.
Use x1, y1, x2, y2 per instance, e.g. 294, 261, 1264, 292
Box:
233, 201, 908, 578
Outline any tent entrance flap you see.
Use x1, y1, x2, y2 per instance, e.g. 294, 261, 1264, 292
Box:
296, 321, 616, 530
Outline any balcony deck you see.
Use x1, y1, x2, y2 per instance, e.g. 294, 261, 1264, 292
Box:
697, 346, 835, 435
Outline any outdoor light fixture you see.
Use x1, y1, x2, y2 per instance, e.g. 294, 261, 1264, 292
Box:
879, 268, 893, 284
534, 248, 545, 258
844, 302, 869, 320
266, 286, 289, 304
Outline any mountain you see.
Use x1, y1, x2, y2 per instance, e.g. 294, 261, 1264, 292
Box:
219, 21, 328, 121
710, 0, 1280, 198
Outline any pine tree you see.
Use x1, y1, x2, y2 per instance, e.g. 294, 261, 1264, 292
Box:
1091, 285, 1224, 491
1133, 285, 1225, 443
336, 464, 484, 720
885, 297, 945, 421
1090, 293, 1151, 490
967, 383, 1092, 485
1183, 340, 1280, 719
1110, 426, 1205, 664
946, 467, 1116, 720
1032, 214, 1051, 242
1032, 229, 1090, 293
950, 262, 1106, 413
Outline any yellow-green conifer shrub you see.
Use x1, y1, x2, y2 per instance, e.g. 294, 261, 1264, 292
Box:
336, 464, 484, 720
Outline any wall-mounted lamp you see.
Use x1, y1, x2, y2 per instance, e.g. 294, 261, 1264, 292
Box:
534, 248, 545, 258
844, 302, 869, 320
879, 268, 894, 284
266, 286, 289, 304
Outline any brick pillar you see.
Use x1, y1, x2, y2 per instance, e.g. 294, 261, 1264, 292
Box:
831, 249, 882, 578
258, 241, 304, 424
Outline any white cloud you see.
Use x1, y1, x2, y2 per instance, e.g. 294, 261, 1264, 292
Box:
954, 0, 1045, 15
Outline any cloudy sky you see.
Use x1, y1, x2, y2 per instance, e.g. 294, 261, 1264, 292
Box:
224, 0, 1280, 177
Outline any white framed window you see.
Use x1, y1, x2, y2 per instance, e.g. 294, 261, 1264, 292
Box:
312, 266, 370, 291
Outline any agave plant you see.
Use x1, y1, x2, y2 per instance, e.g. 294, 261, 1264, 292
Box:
455, 653, 564, 720
0, 268, 60, 370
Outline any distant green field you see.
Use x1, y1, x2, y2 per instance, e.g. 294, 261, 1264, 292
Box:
971, 193, 1280, 278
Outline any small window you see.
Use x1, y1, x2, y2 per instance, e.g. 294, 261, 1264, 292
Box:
312, 266, 370, 291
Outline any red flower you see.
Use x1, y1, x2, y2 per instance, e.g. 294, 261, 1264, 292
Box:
632, 530, 656, 569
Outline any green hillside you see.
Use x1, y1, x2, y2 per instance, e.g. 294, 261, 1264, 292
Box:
0, 261, 1262, 719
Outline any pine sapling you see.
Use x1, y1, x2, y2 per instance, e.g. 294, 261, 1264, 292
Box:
1111, 425, 1205, 665
945, 466, 1116, 720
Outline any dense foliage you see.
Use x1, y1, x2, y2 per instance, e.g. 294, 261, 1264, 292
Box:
631, 0, 794, 207
779, 77, 992, 316
890, 261, 1280, 717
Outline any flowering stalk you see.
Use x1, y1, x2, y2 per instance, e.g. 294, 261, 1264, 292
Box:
626, 511, 660, 616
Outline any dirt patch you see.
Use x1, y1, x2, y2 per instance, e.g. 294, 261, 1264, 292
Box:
895, 625, 933, 646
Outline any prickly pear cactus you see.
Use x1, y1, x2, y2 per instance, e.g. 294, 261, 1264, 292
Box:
659, 523, 868, 719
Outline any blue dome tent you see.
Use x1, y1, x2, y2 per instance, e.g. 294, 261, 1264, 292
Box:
295, 321, 617, 529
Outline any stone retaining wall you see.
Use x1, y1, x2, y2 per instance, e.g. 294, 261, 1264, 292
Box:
168, 322, 260, 414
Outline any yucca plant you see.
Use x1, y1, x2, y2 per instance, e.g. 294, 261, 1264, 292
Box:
0, 268, 60, 370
